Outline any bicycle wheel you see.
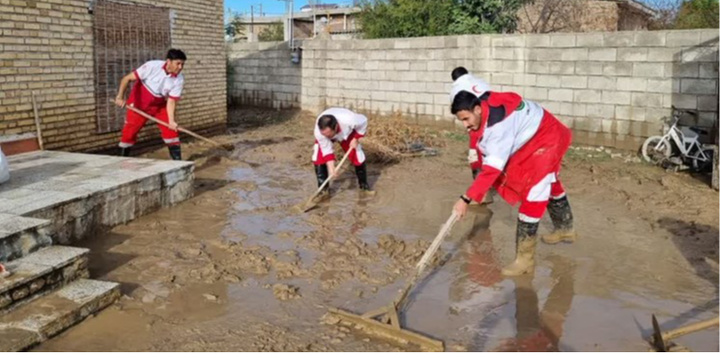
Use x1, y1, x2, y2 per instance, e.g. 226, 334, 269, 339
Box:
692, 147, 715, 173
641, 136, 672, 163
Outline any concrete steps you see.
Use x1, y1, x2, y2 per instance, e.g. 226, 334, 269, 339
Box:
0, 213, 52, 263
1, 246, 89, 313
0, 279, 120, 351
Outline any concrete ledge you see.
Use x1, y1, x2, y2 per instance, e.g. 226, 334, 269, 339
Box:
0, 151, 194, 259
0, 246, 89, 313
0, 279, 120, 352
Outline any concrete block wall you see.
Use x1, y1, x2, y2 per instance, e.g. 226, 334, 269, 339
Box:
0, 0, 226, 153
228, 29, 718, 151
227, 41, 302, 109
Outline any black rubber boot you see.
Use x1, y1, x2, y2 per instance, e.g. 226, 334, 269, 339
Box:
542, 196, 577, 244
314, 164, 330, 192
119, 147, 131, 157
168, 145, 182, 161
502, 219, 539, 276
354, 163, 372, 191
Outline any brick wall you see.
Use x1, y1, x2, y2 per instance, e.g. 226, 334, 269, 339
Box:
227, 29, 717, 151
227, 41, 302, 109
0, 0, 226, 153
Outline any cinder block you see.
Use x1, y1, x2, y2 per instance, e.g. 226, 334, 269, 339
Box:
670, 62, 700, 77
617, 48, 648, 62
576, 33, 604, 47
615, 105, 646, 121
646, 78, 676, 93
575, 62, 604, 75
536, 74, 561, 88
550, 34, 576, 48
666, 30, 701, 47
698, 95, 719, 111
645, 107, 672, 124
682, 47, 718, 63
549, 88, 574, 102
513, 73, 537, 86
561, 75, 587, 89
525, 34, 550, 48
631, 92, 664, 107
502, 60, 524, 73
604, 32, 635, 47
681, 79, 718, 94
491, 73, 514, 85
699, 63, 719, 78
527, 61, 549, 74
634, 32, 666, 47
561, 48, 588, 61
617, 77, 648, 92
589, 48, 617, 62
603, 63, 633, 76
647, 48, 677, 62
550, 62, 575, 75
668, 94, 698, 109
586, 104, 615, 119
633, 63, 665, 77
573, 89, 602, 103
524, 87, 548, 101
588, 76, 617, 90
602, 90, 632, 105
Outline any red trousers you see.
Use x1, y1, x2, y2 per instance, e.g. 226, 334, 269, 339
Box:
119, 106, 179, 147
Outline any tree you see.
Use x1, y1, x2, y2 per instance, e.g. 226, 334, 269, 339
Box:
258, 22, 285, 41
225, 9, 245, 42
674, 0, 719, 29
358, 0, 531, 39
517, 0, 589, 33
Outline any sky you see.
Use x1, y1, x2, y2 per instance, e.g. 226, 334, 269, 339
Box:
225, 0, 310, 17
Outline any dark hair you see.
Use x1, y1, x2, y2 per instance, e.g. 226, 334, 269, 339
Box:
166, 49, 187, 61
318, 115, 338, 131
451, 66, 468, 81
451, 90, 481, 115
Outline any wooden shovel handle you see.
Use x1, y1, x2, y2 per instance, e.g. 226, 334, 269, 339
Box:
113, 100, 223, 147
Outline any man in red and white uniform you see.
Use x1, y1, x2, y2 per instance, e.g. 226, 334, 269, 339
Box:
312, 107, 373, 194
114, 49, 186, 160
451, 67, 494, 204
450, 81, 577, 276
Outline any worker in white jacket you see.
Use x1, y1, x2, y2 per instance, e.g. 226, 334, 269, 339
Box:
312, 107, 372, 194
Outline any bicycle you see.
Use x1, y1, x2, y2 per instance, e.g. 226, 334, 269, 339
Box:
641, 106, 715, 173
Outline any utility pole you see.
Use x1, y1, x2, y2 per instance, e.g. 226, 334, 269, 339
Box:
250, 5, 254, 37
277, 0, 294, 49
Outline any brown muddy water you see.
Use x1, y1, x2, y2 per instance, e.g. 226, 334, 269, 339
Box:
37, 110, 719, 351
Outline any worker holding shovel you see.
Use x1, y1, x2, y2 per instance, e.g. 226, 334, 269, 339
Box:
449, 82, 577, 276
114, 49, 186, 160
312, 108, 373, 196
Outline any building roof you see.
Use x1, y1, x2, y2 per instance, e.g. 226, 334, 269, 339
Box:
606, 0, 657, 16
300, 3, 339, 12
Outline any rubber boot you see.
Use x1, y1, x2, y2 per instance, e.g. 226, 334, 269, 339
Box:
119, 147, 131, 157
502, 220, 538, 276
542, 196, 577, 244
354, 162, 374, 193
168, 145, 182, 161
314, 164, 330, 200
471, 168, 494, 205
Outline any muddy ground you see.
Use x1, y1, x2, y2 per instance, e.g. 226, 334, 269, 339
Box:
37, 108, 718, 352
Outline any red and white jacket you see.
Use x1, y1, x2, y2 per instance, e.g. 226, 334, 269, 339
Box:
313, 107, 368, 162
464, 92, 564, 205
128, 60, 184, 114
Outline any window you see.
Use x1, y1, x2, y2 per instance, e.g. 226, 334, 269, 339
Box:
93, 0, 172, 133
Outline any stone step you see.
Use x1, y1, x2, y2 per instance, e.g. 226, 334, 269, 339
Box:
0, 279, 120, 352
1, 246, 89, 313
0, 213, 53, 263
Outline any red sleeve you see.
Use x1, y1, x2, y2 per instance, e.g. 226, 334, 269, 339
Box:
487, 92, 522, 113
466, 165, 502, 202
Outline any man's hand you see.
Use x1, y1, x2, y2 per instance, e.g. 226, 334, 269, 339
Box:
453, 198, 469, 219
349, 138, 359, 150
114, 97, 126, 108
168, 121, 179, 131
